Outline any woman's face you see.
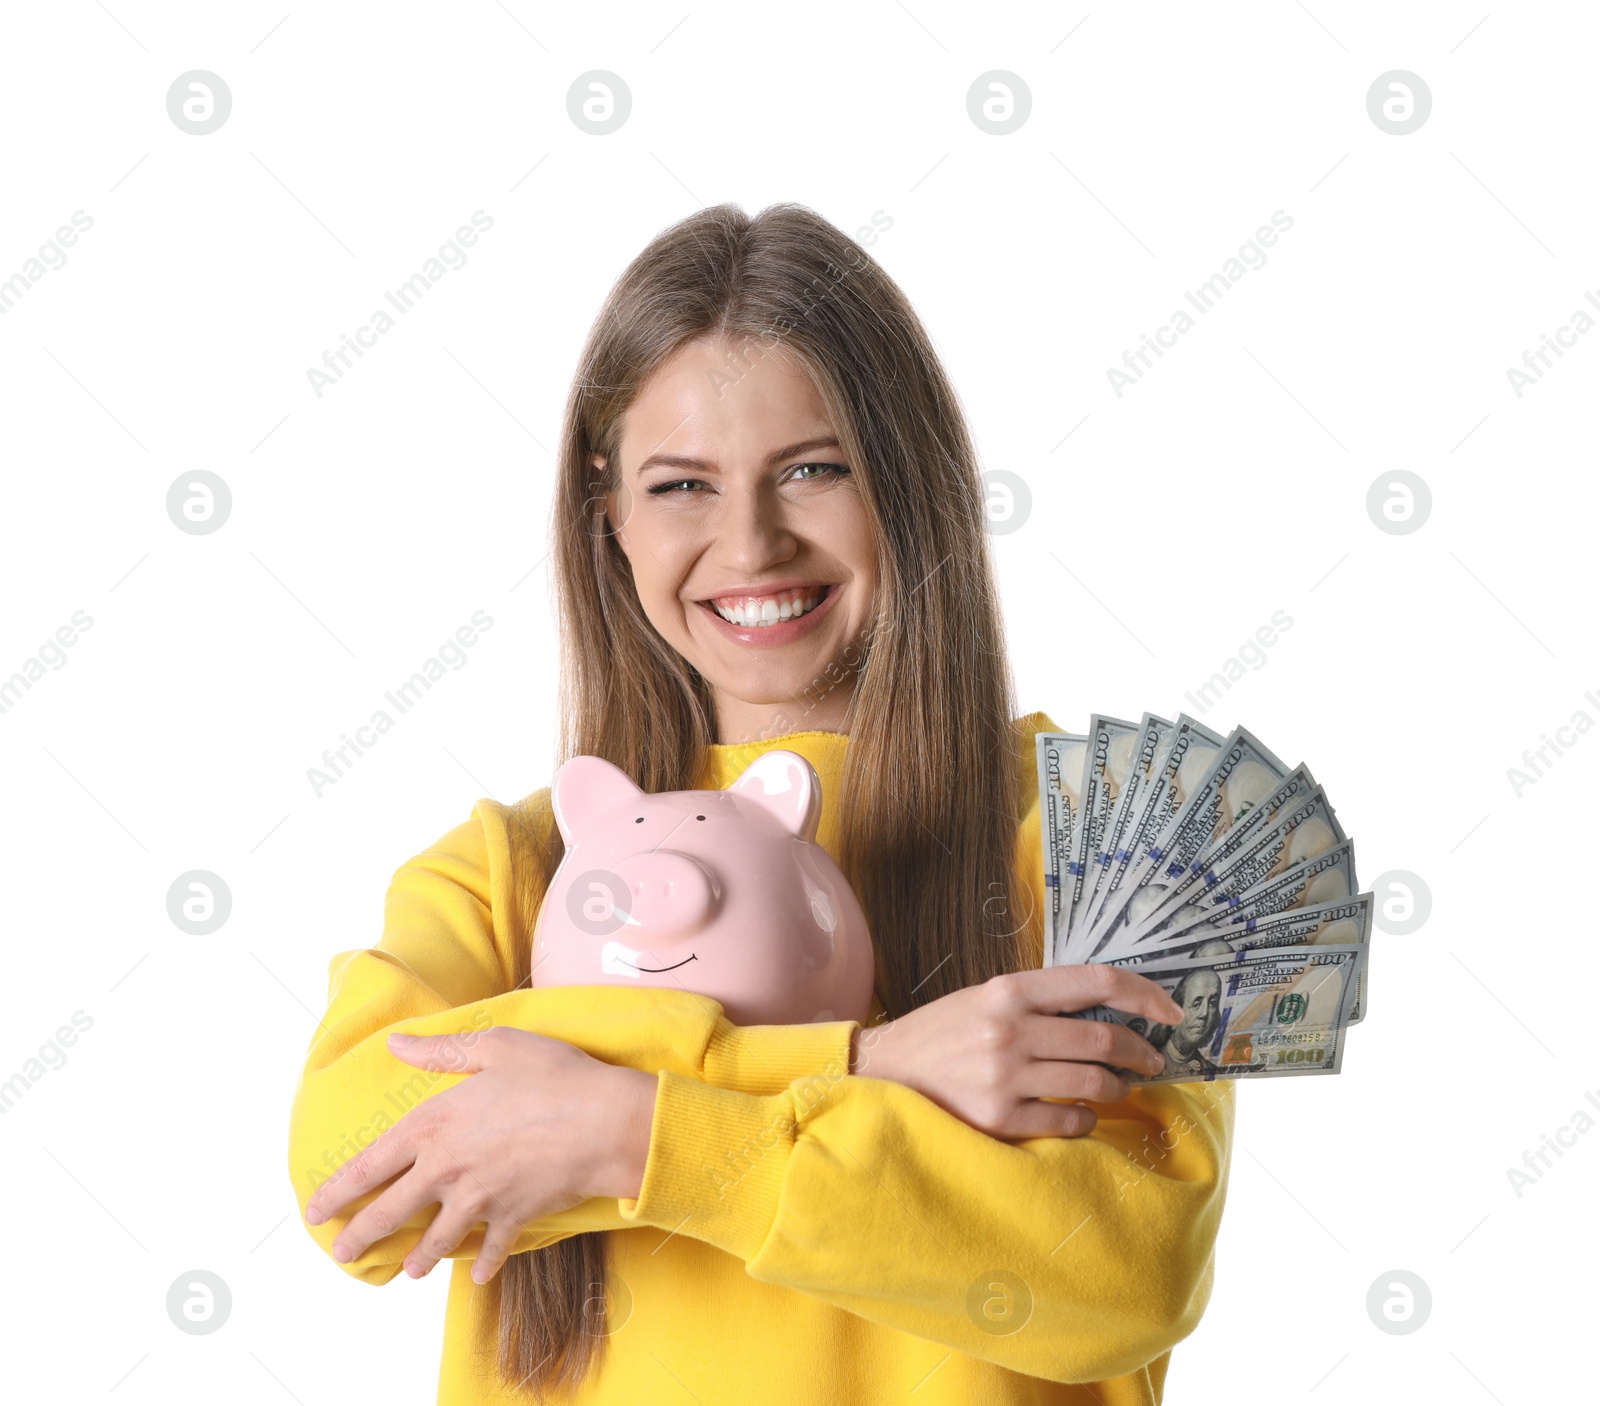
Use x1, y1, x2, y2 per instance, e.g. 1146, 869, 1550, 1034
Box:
601, 334, 878, 744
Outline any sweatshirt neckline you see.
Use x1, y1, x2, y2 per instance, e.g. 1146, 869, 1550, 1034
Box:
702, 711, 1055, 756
705, 729, 851, 751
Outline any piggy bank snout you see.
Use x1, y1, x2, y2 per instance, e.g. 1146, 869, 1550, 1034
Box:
614, 851, 717, 947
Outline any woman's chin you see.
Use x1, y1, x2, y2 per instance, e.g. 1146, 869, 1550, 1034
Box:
702, 664, 823, 707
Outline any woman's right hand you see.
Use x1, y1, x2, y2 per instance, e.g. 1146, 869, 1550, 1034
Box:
848, 964, 1186, 1141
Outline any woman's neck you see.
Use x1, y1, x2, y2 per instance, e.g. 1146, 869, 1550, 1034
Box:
712, 684, 856, 746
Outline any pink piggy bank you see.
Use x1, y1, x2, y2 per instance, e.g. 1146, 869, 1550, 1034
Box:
530, 750, 877, 1027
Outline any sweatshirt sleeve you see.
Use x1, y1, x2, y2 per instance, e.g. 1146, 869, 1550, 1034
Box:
287, 795, 859, 1286
609, 712, 1236, 1384
615, 1067, 1235, 1384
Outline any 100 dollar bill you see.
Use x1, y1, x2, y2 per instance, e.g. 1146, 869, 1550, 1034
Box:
1113, 763, 1321, 948
1076, 715, 1224, 953
1080, 713, 1173, 945
1087, 726, 1295, 949
1097, 785, 1349, 960
1145, 839, 1360, 948
1068, 943, 1367, 1084
1036, 731, 1089, 968
1106, 894, 1373, 1021
1064, 715, 1142, 947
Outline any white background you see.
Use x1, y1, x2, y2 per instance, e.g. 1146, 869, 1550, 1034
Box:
2, 2, 1593, 1401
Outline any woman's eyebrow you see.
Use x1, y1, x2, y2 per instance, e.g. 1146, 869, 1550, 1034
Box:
634, 436, 841, 478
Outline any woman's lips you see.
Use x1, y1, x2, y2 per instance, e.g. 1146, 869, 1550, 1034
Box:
695, 582, 841, 647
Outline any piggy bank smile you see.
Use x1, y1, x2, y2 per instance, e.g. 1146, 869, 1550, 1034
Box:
602, 945, 699, 976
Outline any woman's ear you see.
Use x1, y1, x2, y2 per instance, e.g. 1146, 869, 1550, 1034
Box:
593, 454, 627, 547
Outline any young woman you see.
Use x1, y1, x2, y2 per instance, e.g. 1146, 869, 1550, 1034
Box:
289, 202, 1235, 1404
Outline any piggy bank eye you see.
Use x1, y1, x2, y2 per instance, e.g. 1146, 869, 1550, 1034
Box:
696, 814, 705, 821
635, 816, 643, 824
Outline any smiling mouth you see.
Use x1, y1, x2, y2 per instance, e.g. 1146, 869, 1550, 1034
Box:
701, 583, 833, 628
626, 954, 698, 973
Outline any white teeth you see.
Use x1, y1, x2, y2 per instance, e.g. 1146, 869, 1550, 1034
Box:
712, 588, 824, 627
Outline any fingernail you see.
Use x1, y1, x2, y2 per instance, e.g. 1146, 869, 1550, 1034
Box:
388, 1032, 414, 1045
332, 1242, 351, 1263
305, 1206, 323, 1225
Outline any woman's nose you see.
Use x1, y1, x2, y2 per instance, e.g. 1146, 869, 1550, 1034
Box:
717, 484, 797, 564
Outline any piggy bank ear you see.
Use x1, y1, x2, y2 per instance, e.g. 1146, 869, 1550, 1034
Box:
726, 749, 822, 842
550, 755, 646, 844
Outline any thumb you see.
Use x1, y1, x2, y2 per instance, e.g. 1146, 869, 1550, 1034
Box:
386, 1027, 497, 1073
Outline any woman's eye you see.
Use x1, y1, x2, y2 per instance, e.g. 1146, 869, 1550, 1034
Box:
645, 463, 850, 496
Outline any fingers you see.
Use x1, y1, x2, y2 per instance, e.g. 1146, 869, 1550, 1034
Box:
386, 1026, 503, 1075
400, 1198, 485, 1280
312, 1025, 508, 1232
306, 1126, 419, 1227
330, 1171, 436, 1266
1024, 1010, 1166, 1078
1016, 1052, 1132, 1106
467, 1219, 525, 1286
1011, 963, 1185, 1025
1001, 1098, 1098, 1141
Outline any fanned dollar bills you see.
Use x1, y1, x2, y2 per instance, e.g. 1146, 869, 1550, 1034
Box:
1037, 716, 1371, 1085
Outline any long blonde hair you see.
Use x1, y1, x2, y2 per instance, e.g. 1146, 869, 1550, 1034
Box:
497, 201, 1031, 1398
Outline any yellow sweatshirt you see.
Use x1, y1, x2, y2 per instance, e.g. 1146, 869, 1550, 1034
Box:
287, 711, 1235, 1404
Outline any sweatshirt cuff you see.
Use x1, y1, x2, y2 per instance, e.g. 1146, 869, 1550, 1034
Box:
701, 1018, 857, 1096
618, 1072, 807, 1262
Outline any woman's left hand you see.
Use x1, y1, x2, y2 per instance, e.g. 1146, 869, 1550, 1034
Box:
302, 1026, 658, 1285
